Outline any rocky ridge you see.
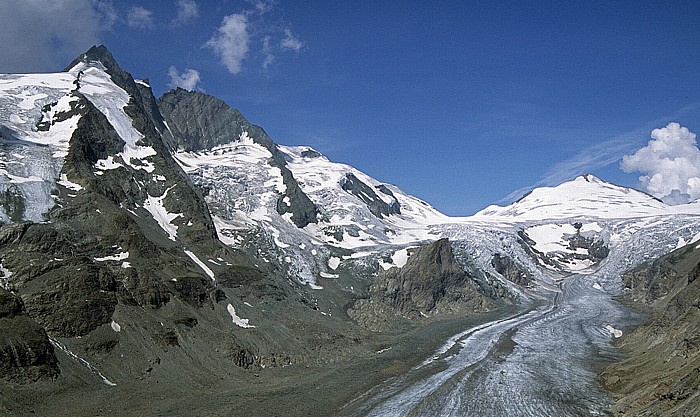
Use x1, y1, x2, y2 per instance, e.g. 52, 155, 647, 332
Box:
600, 242, 700, 416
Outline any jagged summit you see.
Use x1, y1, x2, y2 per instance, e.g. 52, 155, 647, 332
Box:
64, 45, 116, 72
158, 88, 256, 151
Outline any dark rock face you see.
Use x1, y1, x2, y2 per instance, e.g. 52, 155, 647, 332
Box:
619, 248, 687, 305
158, 88, 319, 228
0, 222, 118, 337
350, 239, 495, 330
1, 186, 24, 222
601, 244, 700, 416
518, 225, 609, 271
491, 254, 532, 287
340, 173, 401, 218
569, 222, 610, 260
22, 263, 118, 337
0, 288, 59, 383
64, 47, 219, 245
157, 89, 252, 152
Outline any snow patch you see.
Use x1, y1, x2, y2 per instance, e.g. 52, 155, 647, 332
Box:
0, 264, 13, 290
675, 237, 687, 250
142, 186, 182, 241
605, 325, 623, 338
328, 257, 341, 270
110, 321, 121, 332
94, 155, 123, 171
379, 247, 414, 270
185, 249, 215, 281
49, 337, 116, 386
391, 248, 410, 268
227, 304, 255, 328
95, 251, 129, 262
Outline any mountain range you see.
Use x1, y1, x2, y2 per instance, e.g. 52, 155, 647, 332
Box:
1, 45, 699, 416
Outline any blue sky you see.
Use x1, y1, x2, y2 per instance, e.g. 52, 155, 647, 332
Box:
2, 1, 700, 215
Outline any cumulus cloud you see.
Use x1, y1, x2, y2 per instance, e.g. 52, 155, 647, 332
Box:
168, 66, 201, 91
172, 0, 199, 26
0, 0, 113, 72
280, 29, 303, 52
621, 123, 700, 204
206, 14, 249, 74
127, 6, 154, 29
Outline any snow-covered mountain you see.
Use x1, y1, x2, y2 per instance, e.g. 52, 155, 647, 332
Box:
473, 174, 700, 221
2, 46, 700, 415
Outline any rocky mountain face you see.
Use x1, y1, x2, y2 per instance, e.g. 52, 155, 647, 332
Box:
0, 287, 59, 384
491, 253, 533, 287
0, 46, 342, 395
158, 88, 319, 228
600, 242, 700, 416
1, 45, 700, 415
350, 239, 498, 331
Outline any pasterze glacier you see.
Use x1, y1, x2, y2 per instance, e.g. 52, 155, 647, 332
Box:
1, 46, 699, 417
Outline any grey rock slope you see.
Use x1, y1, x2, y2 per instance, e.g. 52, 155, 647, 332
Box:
350, 239, 499, 331
0, 287, 59, 384
600, 242, 700, 416
0, 46, 353, 397
158, 88, 319, 228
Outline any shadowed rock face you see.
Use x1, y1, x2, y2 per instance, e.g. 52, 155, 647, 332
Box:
491, 253, 532, 287
600, 244, 700, 416
350, 239, 495, 330
518, 224, 609, 272
158, 88, 319, 228
0, 288, 59, 383
340, 173, 401, 219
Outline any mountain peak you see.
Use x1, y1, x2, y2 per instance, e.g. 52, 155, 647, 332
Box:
578, 173, 601, 183
64, 45, 117, 73
474, 175, 670, 221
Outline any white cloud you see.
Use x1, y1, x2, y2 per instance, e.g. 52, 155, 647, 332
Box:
0, 0, 112, 72
262, 35, 275, 69
95, 0, 118, 31
246, 0, 277, 14
206, 14, 249, 74
280, 29, 303, 52
168, 66, 201, 91
621, 122, 700, 204
127, 5, 154, 29
172, 0, 199, 26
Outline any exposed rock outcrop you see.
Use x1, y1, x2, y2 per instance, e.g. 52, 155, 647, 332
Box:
0, 288, 59, 383
158, 89, 319, 228
350, 239, 496, 330
491, 253, 532, 287
600, 243, 700, 416
340, 173, 401, 218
